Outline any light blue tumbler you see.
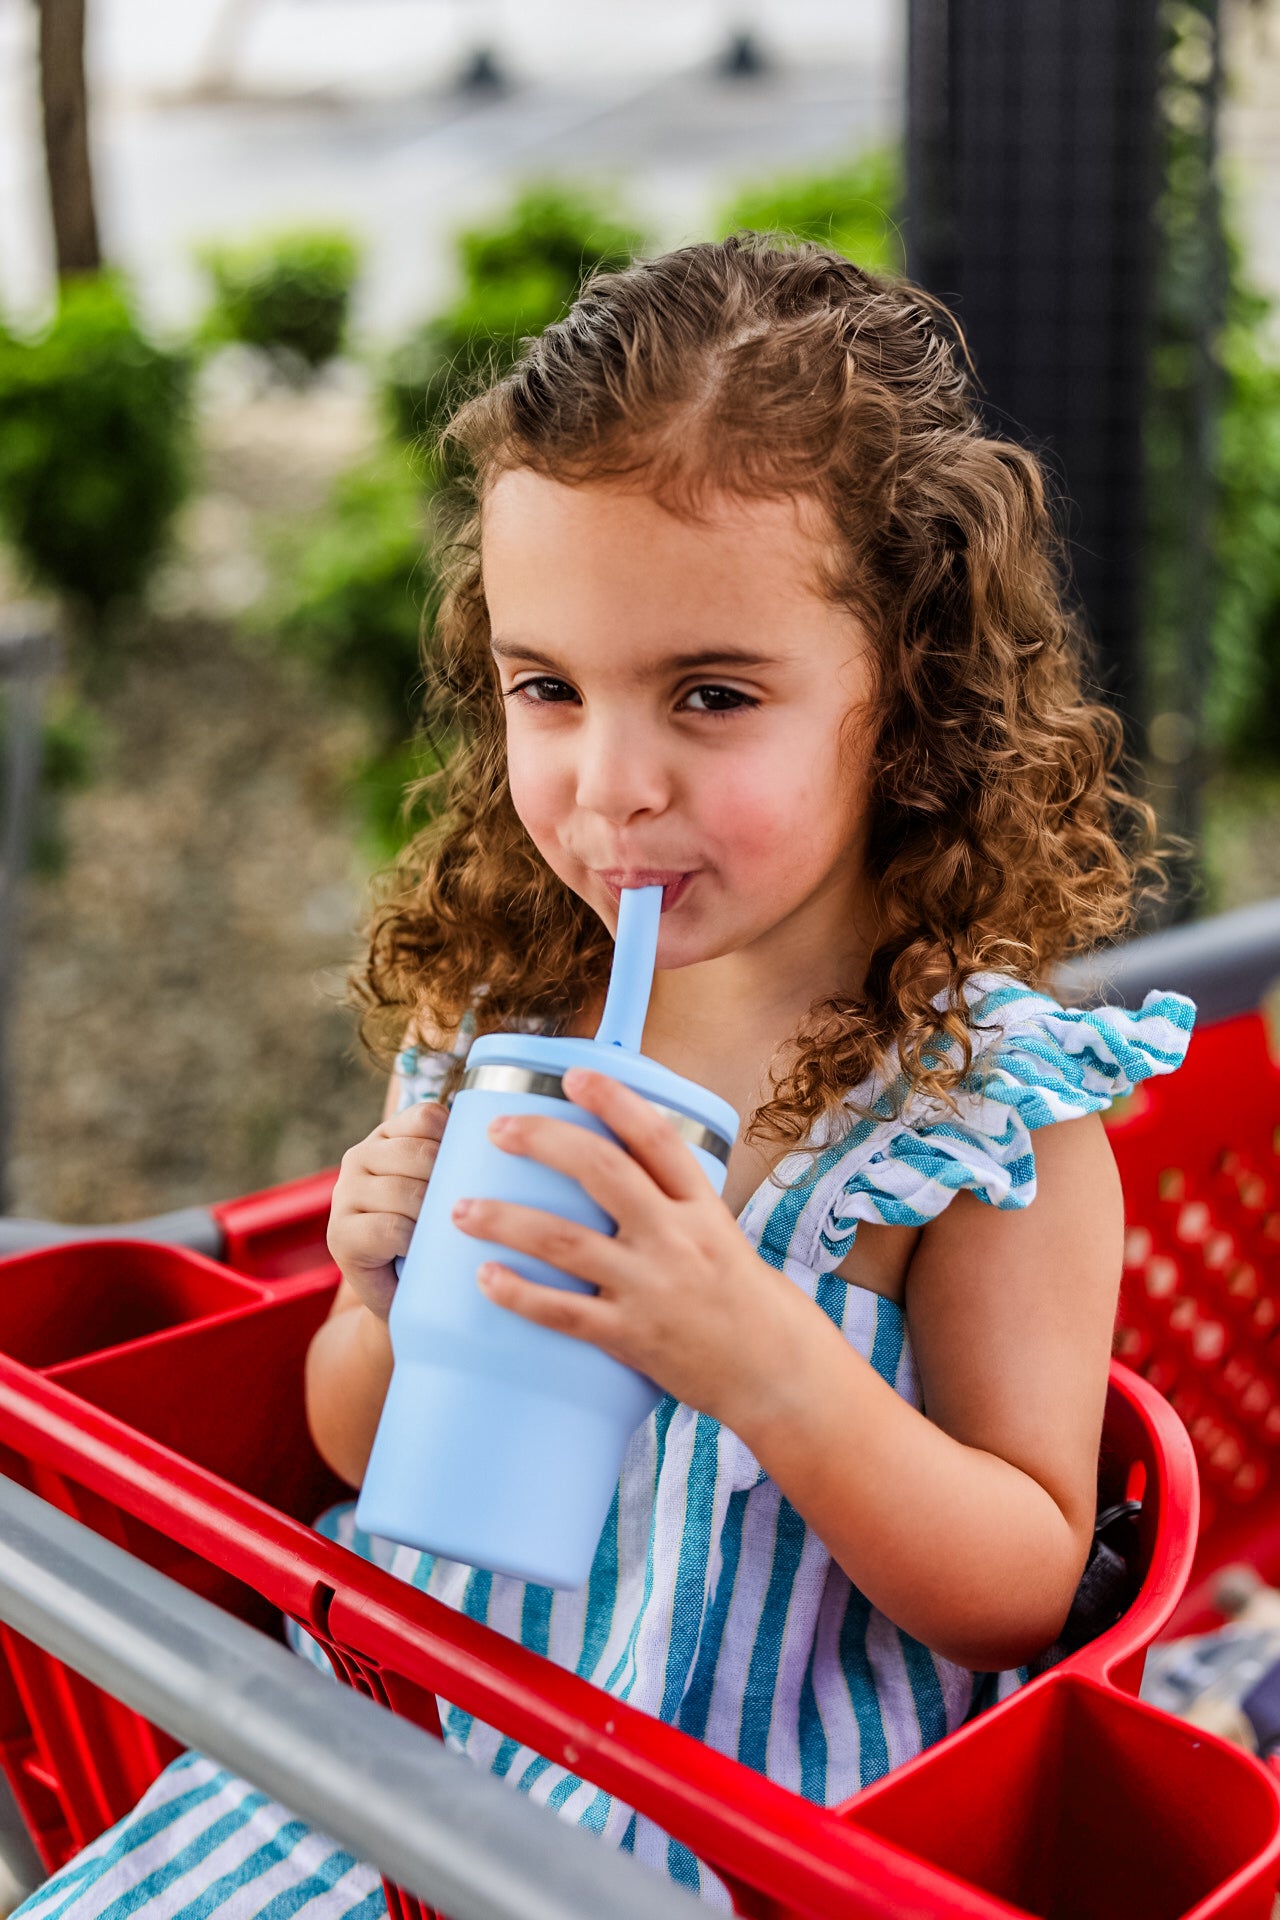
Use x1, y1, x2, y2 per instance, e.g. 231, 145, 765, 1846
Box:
355, 887, 739, 1588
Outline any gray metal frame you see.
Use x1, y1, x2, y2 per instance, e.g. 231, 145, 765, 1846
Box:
0, 609, 60, 1220
0, 1205, 225, 1258
0, 1475, 700, 1918
1053, 894, 1280, 1024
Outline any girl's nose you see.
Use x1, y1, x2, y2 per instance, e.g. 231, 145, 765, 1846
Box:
573, 717, 670, 824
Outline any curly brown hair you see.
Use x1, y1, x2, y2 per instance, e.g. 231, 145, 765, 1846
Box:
349, 232, 1165, 1151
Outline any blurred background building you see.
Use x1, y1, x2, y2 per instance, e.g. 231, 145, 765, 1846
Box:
0, 0, 1278, 1224
0, 1, 902, 332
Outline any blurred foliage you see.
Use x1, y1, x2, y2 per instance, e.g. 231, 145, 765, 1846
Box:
265, 449, 434, 736
1144, 0, 1221, 813
1146, 0, 1280, 775
1210, 266, 1280, 764
456, 182, 642, 297
715, 148, 903, 274
0, 276, 191, 618
251, 448, 439, 859
199, 228, 360, 372
30, 687, 106, 875
383, 184, 643, 446
347, 734, 449, 868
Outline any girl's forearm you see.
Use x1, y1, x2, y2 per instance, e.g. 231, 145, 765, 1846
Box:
727, 1289, 1088, 1671
304, 1304, 394, 1488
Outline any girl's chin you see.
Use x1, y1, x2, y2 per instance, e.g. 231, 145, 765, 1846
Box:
654, 909, 753, 973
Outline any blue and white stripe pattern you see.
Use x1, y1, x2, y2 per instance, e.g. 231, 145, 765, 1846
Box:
11, 1752, 385, 1920
14, 971, 1195, 1916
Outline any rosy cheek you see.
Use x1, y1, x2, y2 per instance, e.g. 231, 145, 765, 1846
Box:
698, 753, 811, 859
698, 734, 859, 879
504, 731, 570, 843
718, 794, 796, 871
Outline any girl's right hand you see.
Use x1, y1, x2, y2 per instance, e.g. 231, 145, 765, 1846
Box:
325, 1100, 449, 1320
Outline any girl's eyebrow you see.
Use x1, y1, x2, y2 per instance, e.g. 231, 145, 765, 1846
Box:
489, 636, 781, 674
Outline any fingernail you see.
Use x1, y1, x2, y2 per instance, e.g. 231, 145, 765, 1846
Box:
452, 1199, 474, 1220
489, 1114, 513, 1136
563, 1068, 588, 1091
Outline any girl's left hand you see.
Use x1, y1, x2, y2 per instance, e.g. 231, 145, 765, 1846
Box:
449, 1065, 791, 1425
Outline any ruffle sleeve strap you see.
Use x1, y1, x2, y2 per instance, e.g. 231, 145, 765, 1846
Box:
768, 976, 1197, 1276
392, 1010, 476, 1115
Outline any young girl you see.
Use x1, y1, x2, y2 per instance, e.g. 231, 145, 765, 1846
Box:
17, 233, 1195, 1916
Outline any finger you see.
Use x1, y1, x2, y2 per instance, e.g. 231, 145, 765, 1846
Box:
450, 1195, 622, 1290
384, 1101, 448, 1141
563, 1068, 709, 1202
337, 1140, 430, 1218
329, 1207, 415, 1270
363, 1132, 441, 1185
353, 1171, 430, 1220
476, 1259, 617, 1345
483, 1110, 656, 1227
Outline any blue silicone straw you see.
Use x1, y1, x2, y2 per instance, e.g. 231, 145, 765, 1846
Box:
594, 884, 663, 1052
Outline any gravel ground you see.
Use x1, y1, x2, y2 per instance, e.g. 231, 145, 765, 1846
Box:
9, 609, 387, 1223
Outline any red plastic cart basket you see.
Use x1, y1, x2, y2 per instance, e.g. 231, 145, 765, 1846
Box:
0, 991, 1278, 1916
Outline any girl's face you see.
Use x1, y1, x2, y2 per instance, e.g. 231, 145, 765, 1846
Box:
481, 470, 877, 975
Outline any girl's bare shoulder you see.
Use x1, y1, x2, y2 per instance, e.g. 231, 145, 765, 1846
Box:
903, 1108, 1124, 1339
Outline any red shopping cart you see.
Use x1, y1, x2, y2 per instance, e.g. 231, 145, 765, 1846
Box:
0, 898, 1278, 1919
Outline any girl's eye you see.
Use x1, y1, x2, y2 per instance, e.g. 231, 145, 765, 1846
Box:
507, 676, 578, 706
681, 684, 757, 715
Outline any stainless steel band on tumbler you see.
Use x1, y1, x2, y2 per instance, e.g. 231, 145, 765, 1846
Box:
459, 1064, 733, 1167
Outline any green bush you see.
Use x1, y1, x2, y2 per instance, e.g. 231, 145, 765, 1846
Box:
258, 447, 447, 860
1208, 272, 1280, 764
716, 148, 904, 274
267, 449, 434, 737
455, 183, 641, 296
0, 277, 192, 617
199, 228, 360, 370
384, 184, 643, 443
1145, 4, 1280, 777
32, 688, 105, 875
348, 733, 449, 867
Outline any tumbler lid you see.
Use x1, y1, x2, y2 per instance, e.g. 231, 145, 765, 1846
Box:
464, 1032, 738, 1155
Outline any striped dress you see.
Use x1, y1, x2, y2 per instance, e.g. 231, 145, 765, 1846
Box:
14, 971, 1196, 1918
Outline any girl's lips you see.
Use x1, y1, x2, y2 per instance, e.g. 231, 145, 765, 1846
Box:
598, 872, 697, 911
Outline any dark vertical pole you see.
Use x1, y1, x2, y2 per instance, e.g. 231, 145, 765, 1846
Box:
37, 0, 101, 278
905, 0, 958, 302
905, 0, 1162, 749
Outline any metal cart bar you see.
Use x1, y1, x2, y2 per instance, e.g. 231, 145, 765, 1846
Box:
1054, 894, 1280, 1024
0, 1474, 702, 1920
0, 1205, 225, 1257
